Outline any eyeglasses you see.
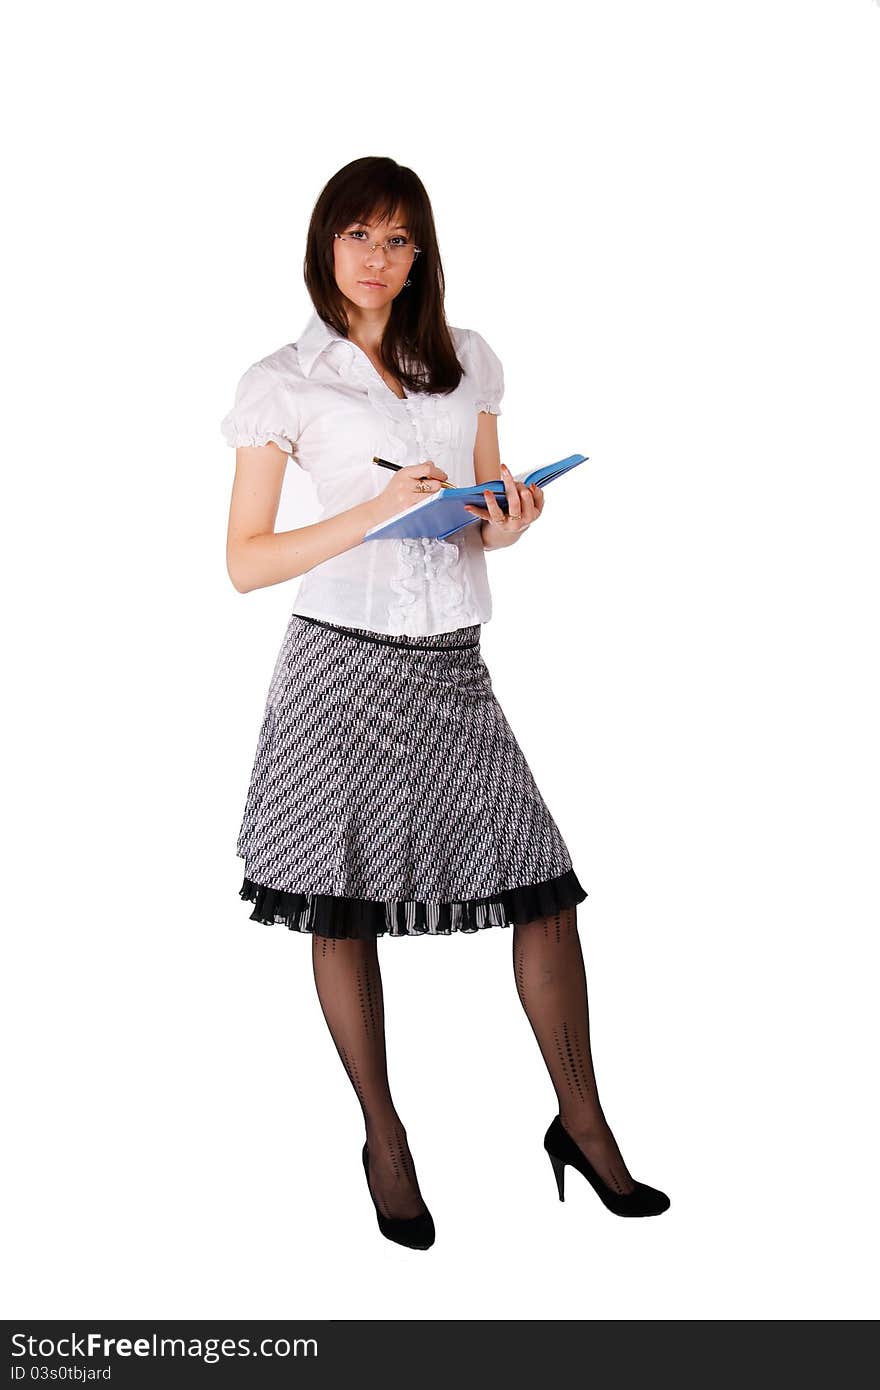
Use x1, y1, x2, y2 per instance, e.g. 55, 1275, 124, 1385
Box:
333, 232, 421, 264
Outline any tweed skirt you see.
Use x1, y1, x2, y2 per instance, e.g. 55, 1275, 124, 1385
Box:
236, 612, 587, 938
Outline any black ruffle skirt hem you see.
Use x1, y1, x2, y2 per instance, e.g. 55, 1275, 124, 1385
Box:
239, 865, 588, 939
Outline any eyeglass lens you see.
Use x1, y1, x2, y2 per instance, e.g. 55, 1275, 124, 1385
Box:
336, 234, 418, 262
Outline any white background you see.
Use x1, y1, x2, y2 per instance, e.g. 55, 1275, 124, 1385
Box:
3, 0, 878, 1322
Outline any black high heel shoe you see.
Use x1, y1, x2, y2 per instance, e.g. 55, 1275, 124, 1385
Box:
544, 1115, 671, 1217
362, 1142, 436, 1250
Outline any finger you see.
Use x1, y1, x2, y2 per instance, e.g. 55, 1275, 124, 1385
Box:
501, 464, 521, 520
530, 482, 545, 515
407, 460, 447, 479
518, 484, 538, 525
483, 488, 506, 524
463, 504, 489, 517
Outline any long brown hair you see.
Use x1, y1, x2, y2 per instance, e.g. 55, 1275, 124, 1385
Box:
303, 156, 463, 396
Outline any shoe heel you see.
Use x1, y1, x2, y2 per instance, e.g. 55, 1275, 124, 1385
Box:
548, 1151, 566, 1201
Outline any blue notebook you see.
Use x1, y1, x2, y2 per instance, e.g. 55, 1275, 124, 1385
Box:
364, 454, 589, 542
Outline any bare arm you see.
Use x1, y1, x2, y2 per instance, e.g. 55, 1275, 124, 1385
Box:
473, 409, 502, 489
473, 411, 506, 550
470, 410, 519, 550
469, 410, 543, 550
225, 444, 447, 593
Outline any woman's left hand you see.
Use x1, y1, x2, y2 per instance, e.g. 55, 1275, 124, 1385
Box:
463, 464, 544, 546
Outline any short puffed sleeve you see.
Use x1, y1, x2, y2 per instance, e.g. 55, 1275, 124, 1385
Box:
220, 361, 299, 456
463, 328, 505, 415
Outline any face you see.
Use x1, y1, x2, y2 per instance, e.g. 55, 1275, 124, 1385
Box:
332, 206, 416, 312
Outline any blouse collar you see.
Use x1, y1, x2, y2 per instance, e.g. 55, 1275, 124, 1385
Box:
295, 311, 350, 377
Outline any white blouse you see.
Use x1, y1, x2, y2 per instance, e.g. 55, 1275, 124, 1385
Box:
220, 310, 505, 636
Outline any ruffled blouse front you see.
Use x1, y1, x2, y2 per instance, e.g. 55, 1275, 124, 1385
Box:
220, 312, 505, 636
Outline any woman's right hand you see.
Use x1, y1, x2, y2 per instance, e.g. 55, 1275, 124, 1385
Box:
367, 461, 449, 525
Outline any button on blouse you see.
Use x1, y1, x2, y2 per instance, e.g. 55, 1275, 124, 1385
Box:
220, 311, 505, 636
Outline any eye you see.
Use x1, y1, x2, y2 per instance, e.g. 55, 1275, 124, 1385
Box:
346, 228, 369, 240
389, 236, 409, 247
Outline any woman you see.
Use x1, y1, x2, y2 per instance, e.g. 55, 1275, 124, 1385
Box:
220, 156, 670, 1249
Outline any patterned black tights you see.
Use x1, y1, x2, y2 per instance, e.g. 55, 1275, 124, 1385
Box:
311, 933, 429, 1221
311, 906, 634, 1215
513, 906, 636, 1196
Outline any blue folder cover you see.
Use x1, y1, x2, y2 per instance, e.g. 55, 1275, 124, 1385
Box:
363, 454, 589, 541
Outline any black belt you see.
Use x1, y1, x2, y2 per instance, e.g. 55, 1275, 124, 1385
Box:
294, 613, 480, 652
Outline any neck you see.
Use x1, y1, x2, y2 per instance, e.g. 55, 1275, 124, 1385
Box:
345, 302, 392, 356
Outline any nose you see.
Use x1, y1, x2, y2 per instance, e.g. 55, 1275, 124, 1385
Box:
364, 241, 388, 271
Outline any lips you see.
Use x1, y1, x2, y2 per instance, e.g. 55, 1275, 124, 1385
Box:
359, 280, 387, 288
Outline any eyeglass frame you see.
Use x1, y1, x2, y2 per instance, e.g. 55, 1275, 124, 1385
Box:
333, 232, 422, 261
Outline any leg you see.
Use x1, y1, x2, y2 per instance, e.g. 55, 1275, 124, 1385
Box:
311, 932, 428, 1220
513, 906, 636, 1196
